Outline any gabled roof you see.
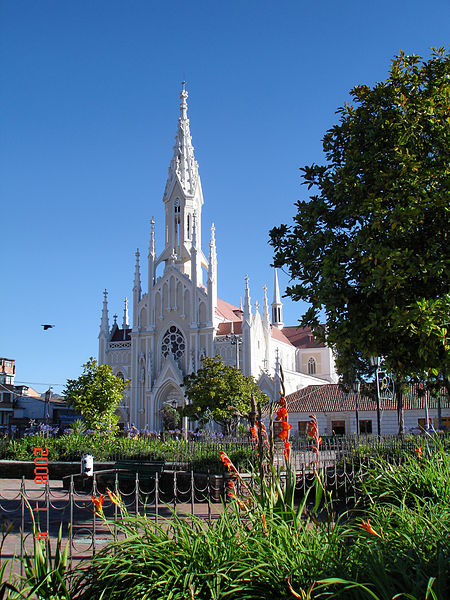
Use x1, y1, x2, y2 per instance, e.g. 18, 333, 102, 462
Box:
215, 298, 243, 322
271, 326, 294, 345
284, 383, 450, 413
282, 326, 325, 349
110, 327, 131, 342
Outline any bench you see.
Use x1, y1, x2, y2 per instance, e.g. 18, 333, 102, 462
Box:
113, 460, 165, 482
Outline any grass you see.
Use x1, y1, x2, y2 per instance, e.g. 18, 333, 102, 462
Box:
1, 437, 449, 598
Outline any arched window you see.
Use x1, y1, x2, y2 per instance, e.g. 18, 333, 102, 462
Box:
161, 326, 185, 362
116, 372, 124, 381
307, 357, 316, 375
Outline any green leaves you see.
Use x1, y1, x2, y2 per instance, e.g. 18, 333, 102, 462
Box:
182, 356, 268, 434
63, 357, 130, 432
269, 48, 450, 386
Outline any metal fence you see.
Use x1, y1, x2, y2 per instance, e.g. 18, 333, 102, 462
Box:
0, 456, 400, 570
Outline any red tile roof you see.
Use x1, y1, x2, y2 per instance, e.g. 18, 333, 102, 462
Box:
216, 321, 243, 335
271, 326, 294, 345
282, 325, 325, 349
284, 383, 449, 413
215, 298, 243, 322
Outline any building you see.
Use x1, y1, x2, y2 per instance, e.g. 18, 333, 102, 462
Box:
98, 85, 338, 431
1, 358, 79, 431
281, 383, 450, 436
0, 357, 17, 426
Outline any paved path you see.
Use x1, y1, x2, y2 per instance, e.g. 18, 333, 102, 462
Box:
0, 477, 225, 580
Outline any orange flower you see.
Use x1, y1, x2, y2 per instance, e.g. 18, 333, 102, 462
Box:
281, 421, 292, 432
276, 407, 288, 420
106, 488, 121, 506
359, 519, 382, 538
250, 426, 258, 441
91, 494, 105, 514
415, 447, 423, 458
219, 451, 233, 469
277, 429, 289, 441
261, 513, 268, 535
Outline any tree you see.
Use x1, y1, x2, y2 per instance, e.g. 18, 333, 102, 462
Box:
63, 357, 129, 432
182, 356, 268, 435
270, 48, 450, 394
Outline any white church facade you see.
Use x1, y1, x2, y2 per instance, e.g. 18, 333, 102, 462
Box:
98, 84, 338, 431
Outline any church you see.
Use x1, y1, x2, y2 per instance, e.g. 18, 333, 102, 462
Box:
98, 84, 338, 431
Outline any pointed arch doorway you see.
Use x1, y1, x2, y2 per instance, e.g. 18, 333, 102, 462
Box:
155, 382, 186, 433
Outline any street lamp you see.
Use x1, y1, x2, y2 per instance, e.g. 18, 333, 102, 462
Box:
226, 334, 242, 369
370, 356, 382, 440
352, 377, 360, 437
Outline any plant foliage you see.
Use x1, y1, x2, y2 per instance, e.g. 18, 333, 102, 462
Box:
270, 48, 450, 388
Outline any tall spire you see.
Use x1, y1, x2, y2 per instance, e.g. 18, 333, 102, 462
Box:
149, 217, 155, 258
243, 275, 252, 323
164, 82, 200, 198
122, 298, 129, 329
272, 269, 283, 329
208, 223, 217, 271
262, 284, 270, 330
100, 289, 109, 334
148, 217, 155, 292
133, 249, 141, 295
207, 223, 217, 326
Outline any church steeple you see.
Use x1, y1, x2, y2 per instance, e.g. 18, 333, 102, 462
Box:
122, 298, 129, 329
99, 289, 109, 335
133, 249, 141, 329
156, 83, 207, 278
98, 289, 110, 364
207, 223, 217, 325
272, 269, 284, 329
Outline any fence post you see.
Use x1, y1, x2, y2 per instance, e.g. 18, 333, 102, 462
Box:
190, 469, 195, 515
69, 475, 73, 567
155, 472, 159, 524
20, 476, 25, 577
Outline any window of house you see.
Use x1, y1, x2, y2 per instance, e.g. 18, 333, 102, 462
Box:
359, 420, 372, 434
418, 418, 432, 430
331, 420, 345, 435
440, 417, 450, 431
307, 357, 316, 375
1, 393, 11, 403
298, 421, 308, 436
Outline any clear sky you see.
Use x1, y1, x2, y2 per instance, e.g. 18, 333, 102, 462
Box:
1, 0, 448, 395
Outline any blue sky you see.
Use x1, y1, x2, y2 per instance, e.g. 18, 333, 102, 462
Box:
1, 1, 448, 394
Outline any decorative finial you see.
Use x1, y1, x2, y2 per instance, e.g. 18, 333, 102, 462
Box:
180, 82, 188, 118
113, 314, 118, 325
122, 298, 129, 329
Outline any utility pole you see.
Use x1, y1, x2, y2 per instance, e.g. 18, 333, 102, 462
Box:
44, 387, 52, 428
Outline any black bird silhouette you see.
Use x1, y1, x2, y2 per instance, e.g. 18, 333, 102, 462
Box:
41, 324, 55, 331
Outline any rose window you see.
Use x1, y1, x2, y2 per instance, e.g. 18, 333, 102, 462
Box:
161, 326, 185, 361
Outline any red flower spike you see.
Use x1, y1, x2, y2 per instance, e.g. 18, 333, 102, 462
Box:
359, 519, 382, 538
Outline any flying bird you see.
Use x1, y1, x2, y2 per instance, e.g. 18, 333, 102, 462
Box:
41, 324, 55, 331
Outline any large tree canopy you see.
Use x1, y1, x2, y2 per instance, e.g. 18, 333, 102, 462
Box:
270, 48, 449, 388
182, 355, 268, 435
64, 357, 129, 431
